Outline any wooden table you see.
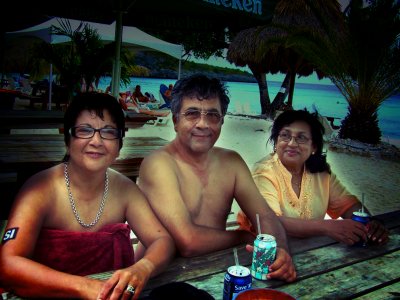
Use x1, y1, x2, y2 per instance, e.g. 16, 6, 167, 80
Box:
100, 210, 399, 299
4, 211, 400, 299
0, 134, 168, 219
0, 110, 157, 133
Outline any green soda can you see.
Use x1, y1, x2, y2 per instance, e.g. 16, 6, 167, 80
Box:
251, 234, 277, 280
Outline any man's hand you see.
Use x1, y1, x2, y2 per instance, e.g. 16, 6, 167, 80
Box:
245, 245, 296, 282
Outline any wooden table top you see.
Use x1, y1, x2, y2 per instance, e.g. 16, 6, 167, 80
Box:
90, 210, 398, 300
4, 210, 399, 299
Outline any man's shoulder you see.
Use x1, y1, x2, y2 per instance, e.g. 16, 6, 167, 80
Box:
141, 144, 174, 166
213, 146, 243, 159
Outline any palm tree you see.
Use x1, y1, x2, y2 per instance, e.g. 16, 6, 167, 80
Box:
33, 19, 133, 100
227, 27, 272, 116
227, 0, 341, 117
290, 0, 400, 144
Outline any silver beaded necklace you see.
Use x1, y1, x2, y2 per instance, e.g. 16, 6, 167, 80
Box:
64, 163, 109, 228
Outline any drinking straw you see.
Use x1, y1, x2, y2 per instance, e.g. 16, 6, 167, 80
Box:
256, 213, 261, 235
361, 193, 365, 214
233, 248, 239, 266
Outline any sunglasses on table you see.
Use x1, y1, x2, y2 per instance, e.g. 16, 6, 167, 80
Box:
69, 126, 122, 140
180, 109, 222, 124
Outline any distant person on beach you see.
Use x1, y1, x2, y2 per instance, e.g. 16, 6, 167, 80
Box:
137, 74, 296, 282
237, 109, 389, 246
105, 83, 112, 94
163, 84, 173, 101
0, 92, 175, 299
119, 92, 170, 117
132, 85, 156, 103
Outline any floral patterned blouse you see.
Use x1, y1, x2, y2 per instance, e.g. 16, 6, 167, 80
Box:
237, 153, 359, 233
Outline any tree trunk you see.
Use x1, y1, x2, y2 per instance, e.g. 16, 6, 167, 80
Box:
250, 65, 270, 116
271, 72, 291, 111
286, 70, 296, 110
338, 104, 382, 144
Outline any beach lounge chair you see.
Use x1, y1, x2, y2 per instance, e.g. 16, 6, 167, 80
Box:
153, 116, 170, 126
320, 115, 339, 141
159, 84, 171, 109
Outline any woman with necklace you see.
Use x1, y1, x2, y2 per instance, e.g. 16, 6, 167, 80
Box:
237, 109, 388, 246
0, 92, 175, 299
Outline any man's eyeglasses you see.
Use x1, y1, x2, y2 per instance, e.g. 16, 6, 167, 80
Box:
278, 132, 310, 144
180, 109, 222, 124
70, 126, 121, 140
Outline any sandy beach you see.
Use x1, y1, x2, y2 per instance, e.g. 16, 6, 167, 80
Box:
125, 114, 400, 216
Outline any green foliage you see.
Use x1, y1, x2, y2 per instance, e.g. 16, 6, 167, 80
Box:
182, 60, 250, 76
290, 0, 400, 144
139, 24, 232, 60
30, 19, 134, 98
339, 105, 381, 143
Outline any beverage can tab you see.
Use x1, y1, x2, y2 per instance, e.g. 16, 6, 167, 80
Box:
353, 211, 369, 218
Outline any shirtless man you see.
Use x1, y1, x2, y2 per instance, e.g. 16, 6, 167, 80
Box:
138, 74, 296, 282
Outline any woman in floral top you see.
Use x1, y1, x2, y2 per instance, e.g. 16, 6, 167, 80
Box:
237, 110, 388, 246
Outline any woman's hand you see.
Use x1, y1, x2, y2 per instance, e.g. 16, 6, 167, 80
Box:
325, 219, 368, 245
97, 258, 154, 300
367, 219, 389, 245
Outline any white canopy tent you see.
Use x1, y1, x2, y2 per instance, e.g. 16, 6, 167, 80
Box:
7, 17, 183, 108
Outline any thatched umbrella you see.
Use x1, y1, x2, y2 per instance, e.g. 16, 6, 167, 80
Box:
227, 0, 343, 115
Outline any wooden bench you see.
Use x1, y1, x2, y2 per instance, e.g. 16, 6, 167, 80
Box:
0, 110, 157, 134
0, 135, 168, 219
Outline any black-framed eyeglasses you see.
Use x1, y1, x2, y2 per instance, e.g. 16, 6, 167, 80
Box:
70, 126, 122, 140
180, 109, 222, 124
278, 132, 310, 144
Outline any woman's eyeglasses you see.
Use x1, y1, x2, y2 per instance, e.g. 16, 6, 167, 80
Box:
180, 109, 222, 124
70, 126, 121, 140
278, 132, 310, 144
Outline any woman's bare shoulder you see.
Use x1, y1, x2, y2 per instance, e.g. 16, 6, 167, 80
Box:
11, 164, 64, 217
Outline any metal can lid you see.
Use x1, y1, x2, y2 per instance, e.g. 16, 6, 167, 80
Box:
256, 234, 276, 242
227, 265, 251, 277
353, 211, 369, 217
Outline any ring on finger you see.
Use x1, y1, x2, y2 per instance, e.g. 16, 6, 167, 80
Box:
126, 284, 135, 295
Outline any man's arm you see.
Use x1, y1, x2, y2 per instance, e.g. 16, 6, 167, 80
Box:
230, 152, 296, 282
138, 153, 253, 257
232, 155, 289, 252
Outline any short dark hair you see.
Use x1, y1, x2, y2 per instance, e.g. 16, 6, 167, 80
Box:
170, 74, 230, 117
63, 92, 125, 160
269, 109, 331, 173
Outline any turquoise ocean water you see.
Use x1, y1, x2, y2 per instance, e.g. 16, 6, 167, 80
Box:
98, 77, 400, 140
